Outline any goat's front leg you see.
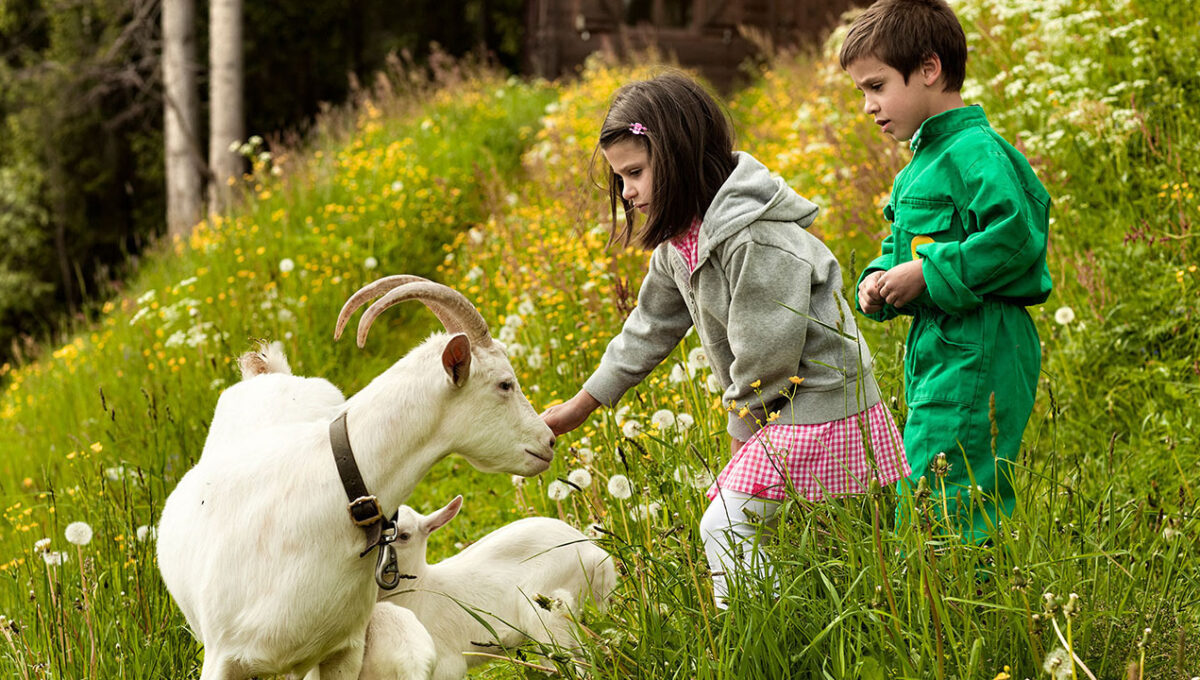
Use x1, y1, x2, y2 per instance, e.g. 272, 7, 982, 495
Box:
300, 639, 366, 680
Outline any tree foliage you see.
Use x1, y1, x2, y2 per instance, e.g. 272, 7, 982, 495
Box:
0, 0, 525, 362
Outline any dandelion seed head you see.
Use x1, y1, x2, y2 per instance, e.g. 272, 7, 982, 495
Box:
567, 468, 593, 489
607, 474, 633, 500
33, 538, 51, 553
706, 374, 723, 393
65, 522, 93, 546
621, 420, 643, 438
1042, 647, 1071, 680
1054, 306, 1075, 325
650, 410, 675, 430
279, 258, 295, 273
547, 480, 571, 501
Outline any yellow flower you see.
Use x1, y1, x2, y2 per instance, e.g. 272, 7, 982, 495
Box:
767, 411, 780, 422
993, 666, 1012, 680
750, 379, 761, 389
788, 376, 805, 385
738, 407, 750, 418
89, 442, 103, 453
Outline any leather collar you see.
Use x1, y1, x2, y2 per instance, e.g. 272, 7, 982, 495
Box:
329, 411, 404, 589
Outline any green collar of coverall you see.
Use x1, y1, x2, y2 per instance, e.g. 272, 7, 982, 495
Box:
909, 104, 988, 152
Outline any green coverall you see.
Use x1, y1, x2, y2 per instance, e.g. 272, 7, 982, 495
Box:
856, 106, 1052, 542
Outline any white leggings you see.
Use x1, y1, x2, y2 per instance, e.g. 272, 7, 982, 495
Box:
699, 490, 781, 609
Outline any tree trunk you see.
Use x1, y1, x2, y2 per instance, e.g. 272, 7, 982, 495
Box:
163, 0, 203, 238
207, 0, 244, 216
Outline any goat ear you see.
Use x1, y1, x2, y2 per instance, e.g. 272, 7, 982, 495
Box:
441, 333, 472, 387
424, 495, 463, 534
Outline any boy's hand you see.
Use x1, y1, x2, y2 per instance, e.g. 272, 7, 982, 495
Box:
879, 260, 926, 308
859, 271, 886, 313
542, 390, 602, 436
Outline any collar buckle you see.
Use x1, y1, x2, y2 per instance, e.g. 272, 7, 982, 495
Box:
347, 495, 383, 527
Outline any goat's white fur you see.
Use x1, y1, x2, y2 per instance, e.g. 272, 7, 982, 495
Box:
157, 291, 554, 680
364, 497, 617, 680
358, 602, 436, 680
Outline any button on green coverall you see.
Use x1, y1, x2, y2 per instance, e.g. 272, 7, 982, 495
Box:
856, 106, 1052, 542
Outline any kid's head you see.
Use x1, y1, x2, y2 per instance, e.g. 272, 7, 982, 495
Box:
839, 0, 967, 142
596, 70, 736, 249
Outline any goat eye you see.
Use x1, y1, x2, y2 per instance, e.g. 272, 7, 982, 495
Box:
499, 381, 514, 392
398, 532, 410, 541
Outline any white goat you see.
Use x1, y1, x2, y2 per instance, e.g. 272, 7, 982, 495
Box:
359, 602, 436, 680
156, 276, 556, 680
363, 497, 617, 680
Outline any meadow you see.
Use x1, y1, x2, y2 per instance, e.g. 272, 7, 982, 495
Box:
2, 0, 1198, 678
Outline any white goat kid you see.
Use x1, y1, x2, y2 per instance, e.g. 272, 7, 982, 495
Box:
359, 602, 436, 680
364, 497, 617, 680
156, 276, 555, 680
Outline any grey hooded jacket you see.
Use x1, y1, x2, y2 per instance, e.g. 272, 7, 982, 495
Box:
582, 152, 882, 442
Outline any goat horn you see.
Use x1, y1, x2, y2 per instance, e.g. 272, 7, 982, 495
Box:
352, 279, 492, 349
335, 275, 432, 341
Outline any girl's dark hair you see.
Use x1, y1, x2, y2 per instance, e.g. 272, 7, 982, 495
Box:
593, 70, 736, 249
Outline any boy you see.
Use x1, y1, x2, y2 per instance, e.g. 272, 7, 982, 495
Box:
839, 0, 1052, 541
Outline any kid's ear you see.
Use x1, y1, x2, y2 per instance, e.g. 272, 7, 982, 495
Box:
920, 52, 944, 87
423, 495, 463, 534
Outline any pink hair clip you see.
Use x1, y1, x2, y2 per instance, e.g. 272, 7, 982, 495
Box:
628, 122, 648, 135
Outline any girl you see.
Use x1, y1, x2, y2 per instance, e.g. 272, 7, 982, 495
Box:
542, 71, 910, 608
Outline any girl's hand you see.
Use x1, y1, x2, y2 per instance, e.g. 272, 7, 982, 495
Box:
859, 271, 886, 313
878, 260, 926, 308
542, 390, 602, 436
730, 437, 746, 456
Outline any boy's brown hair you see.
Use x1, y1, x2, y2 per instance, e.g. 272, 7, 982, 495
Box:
594, 70, 736, 249
838, 0, 967, 92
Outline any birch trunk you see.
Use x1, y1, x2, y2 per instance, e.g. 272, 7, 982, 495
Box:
207, 0, 244, 215
163, 0, 202, 238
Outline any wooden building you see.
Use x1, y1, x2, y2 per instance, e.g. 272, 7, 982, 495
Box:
524, 0, 863, 89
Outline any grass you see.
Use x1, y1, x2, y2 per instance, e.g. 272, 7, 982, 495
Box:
2, 0, 1199, 677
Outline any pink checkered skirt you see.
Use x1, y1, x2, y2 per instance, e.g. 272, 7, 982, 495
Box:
707, 401, 910, 502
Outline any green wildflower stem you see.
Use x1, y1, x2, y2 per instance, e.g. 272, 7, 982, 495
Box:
1050, 618, 1097, 680
870, 493, 910, 674
682, 534, 718, 660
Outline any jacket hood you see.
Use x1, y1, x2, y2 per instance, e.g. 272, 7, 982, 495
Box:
697, 151, 819, 262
